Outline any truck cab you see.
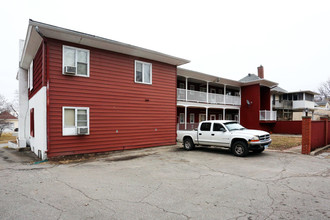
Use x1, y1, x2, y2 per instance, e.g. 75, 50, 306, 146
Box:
177, 120, 272, 157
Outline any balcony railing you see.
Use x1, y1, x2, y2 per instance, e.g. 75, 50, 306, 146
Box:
260, 110, 277, 121
292, 100, 315, 110
273, 100, 292, 109
177, 88, 241, 106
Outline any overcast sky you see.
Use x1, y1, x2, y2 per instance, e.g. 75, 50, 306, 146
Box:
1, 0, 329, 100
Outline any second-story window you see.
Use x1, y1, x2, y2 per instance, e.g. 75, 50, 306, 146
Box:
135, 60, 152, 84
63, 46, 90, 77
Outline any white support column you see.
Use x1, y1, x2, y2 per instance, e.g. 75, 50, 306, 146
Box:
185, 77, 188, 101
238, 109, 240, 123
18, 68, 29, 148
206, 81, 209, 103
239, 87, 241, 106
206, 108, 209, 121
223, 108, 226, 120
224, 85, 226, 105
184, 106, 187, 130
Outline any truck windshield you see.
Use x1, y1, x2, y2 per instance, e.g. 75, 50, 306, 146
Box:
224, 122, 245, 131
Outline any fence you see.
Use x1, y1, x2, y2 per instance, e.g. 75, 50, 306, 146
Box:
302, 117, 329, 154
272, 121, 302, 134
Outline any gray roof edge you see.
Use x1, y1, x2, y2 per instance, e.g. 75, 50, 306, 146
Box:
29, 19, 190, 66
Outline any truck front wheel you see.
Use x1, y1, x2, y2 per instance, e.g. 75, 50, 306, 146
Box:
232, 141, 248, 157
183, 137, 195, 151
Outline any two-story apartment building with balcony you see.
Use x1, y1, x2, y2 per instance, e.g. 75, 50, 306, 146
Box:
271, 87, 319, 120
176, 65, 278, 131
17, 20, 279, 159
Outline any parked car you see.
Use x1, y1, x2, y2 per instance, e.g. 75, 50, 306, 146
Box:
177, 120, 272, 157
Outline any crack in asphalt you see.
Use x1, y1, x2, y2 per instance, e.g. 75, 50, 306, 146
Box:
55, 179, 117, 217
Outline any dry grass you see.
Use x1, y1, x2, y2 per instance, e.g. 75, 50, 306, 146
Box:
269, 135, 301, 151
0, 134, 16, 144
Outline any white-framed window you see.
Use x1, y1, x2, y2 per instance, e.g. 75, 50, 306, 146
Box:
200, 87, 207, 92
135, 60, 152, 84
63, 45, 90, 77
28, 60, 33, 90
189, 113, 195, 123
62, 107, 90, 136
210, 88, 216, 93
218, 114, 223, 120
210, 114, 216, 120
179, 83, 185, 89
179, 113, 185, 124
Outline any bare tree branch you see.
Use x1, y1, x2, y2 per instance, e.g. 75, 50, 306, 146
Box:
318, 78, 330, 98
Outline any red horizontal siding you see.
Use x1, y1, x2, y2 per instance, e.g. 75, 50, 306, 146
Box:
47, 39, 177, 157
29, 43, 44, 99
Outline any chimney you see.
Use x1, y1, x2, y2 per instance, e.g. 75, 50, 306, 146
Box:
257, 65, 264, 79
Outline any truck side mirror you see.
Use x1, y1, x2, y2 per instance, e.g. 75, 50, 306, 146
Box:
220, 128, 226, 132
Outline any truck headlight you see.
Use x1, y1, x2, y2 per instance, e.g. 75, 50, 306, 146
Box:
250, 136, 259, 142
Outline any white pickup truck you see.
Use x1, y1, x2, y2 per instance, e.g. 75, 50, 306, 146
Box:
177, 120, 271, 157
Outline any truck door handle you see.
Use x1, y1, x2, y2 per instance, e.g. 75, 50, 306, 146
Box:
211, 134, 215, 136
199, 133, 202, 135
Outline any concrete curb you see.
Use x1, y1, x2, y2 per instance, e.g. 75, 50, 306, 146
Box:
310, 145, 330, 156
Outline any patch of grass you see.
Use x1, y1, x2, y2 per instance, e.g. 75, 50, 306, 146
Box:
269, 135, 301, 151
0, 135, 17, 144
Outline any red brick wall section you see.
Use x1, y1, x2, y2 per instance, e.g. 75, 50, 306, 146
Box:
301, 117, 311, 154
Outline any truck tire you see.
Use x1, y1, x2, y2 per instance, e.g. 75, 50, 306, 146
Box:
183, 137, 195, 151
232, 140, 248, 157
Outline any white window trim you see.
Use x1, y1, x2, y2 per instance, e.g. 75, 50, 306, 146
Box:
135, 60, 152, 85
189, 113, 195, 123
28, 60, 33, 91
62, 45, 90, 77
218, 114, 223, 120
62, 107, 90, 136
179, 113, 185, 124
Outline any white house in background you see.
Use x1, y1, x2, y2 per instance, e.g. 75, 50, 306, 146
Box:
0, 111, 18, 131
271, 87, 319, 120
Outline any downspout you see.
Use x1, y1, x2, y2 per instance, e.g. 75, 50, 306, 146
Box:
36, 26, 50, 158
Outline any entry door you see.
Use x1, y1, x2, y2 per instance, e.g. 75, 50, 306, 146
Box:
198, 122, 213, 145
199, 114, 206, 122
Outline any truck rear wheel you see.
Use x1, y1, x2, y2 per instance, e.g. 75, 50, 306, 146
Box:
183, 137, 195, 151
232, 141, 248, 157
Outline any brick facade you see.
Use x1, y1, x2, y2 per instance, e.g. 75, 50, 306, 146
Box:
301, 116, 311, 154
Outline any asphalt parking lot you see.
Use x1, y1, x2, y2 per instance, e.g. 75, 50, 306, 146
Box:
0, 145, 329, 220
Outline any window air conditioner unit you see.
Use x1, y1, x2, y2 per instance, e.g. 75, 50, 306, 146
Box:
64, 66, 76, 75
77, 127, 89, 135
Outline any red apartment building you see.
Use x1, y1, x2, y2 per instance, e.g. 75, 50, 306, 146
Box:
18, 20, 278, 159
176, 66, 277, 131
